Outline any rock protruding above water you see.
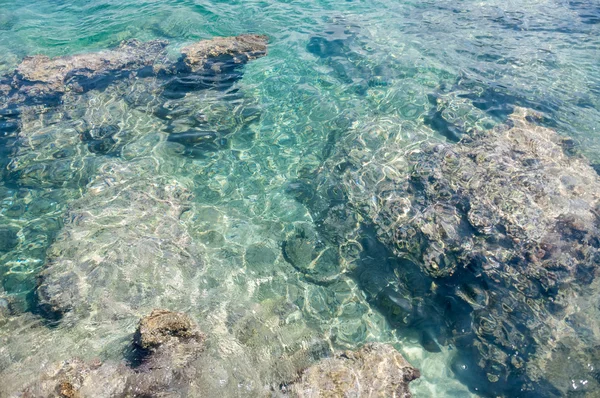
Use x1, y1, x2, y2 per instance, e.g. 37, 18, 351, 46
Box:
14, 39, 168, 97
181, 34, 268, 73
19, 309, 206, 398
286, 343, 420, 397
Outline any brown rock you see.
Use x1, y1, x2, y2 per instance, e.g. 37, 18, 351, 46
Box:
181, 34, 268, 72
15, 39, 168, 94
19, 310, 206, 397
57, 381, 79, 398
134, 309, 199, 349
288, 343, 420, 398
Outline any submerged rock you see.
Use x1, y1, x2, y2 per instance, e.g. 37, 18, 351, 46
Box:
2, 34, 267, 102
14, 39, 168, 97
18, 309, 205, 398
379, 107, 600, 282
386, 108, 600, 396
292, 107, 600, 396
134, 309, 199, 349
286, 343, 420, 397
282, 222, 344, 284
35, 160, 204, 322
0, 34, 268, 145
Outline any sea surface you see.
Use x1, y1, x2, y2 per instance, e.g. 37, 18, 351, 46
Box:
0, 0, 599, 396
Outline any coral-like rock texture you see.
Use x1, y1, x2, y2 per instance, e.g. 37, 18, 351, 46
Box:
365, 108, 600, 395
292, 107, 600, 396
381, 107, 600, 280
181, 34, 268, 73
18, 310, 205, 398
134, 309, 198, 349
288, 343, 420, 398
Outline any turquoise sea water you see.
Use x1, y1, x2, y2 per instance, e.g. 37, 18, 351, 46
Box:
0, 0, 599, 396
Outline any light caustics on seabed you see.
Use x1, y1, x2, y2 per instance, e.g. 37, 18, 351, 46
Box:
0, 0, 599, 397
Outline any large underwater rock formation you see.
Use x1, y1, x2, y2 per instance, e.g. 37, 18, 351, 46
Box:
371, 107, 600, 395
286, 342, 420, 398
288, 107, 600, 397
0, 34, 267, 313
376, 107, 600, 280
0, 33, 266, 193
35, 159, 203, 322
12, 39, 169, 99
1, 34, 267, 103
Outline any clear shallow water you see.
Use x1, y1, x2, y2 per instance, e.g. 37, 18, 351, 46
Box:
0, 0, 599, 396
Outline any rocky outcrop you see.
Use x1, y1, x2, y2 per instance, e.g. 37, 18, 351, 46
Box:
372, 107, 600, 395
289, 107, 600, 396
181, 34, 268, 73
1, 35, 268, 102
134, 309, 199, 349
286, 343, 420, 397
0, 34, 268, 140
14, 39, 168, 97
18, 309, 205, 398
378, 107, 600, 280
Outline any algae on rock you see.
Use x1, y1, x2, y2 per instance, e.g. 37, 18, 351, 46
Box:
290, 106, 600, 396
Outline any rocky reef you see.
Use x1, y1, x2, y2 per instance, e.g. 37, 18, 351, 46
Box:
288, 107, 600, 396
12, 39, 168, 99
14, 309, 419, 398
286, 342, 420, 397
372, 107, 600, 395
1, 34, 267, 101
378, 107, 600, 280
18, 309, 206, 397
0, 33, 267, 312
0, 34, 268, 141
